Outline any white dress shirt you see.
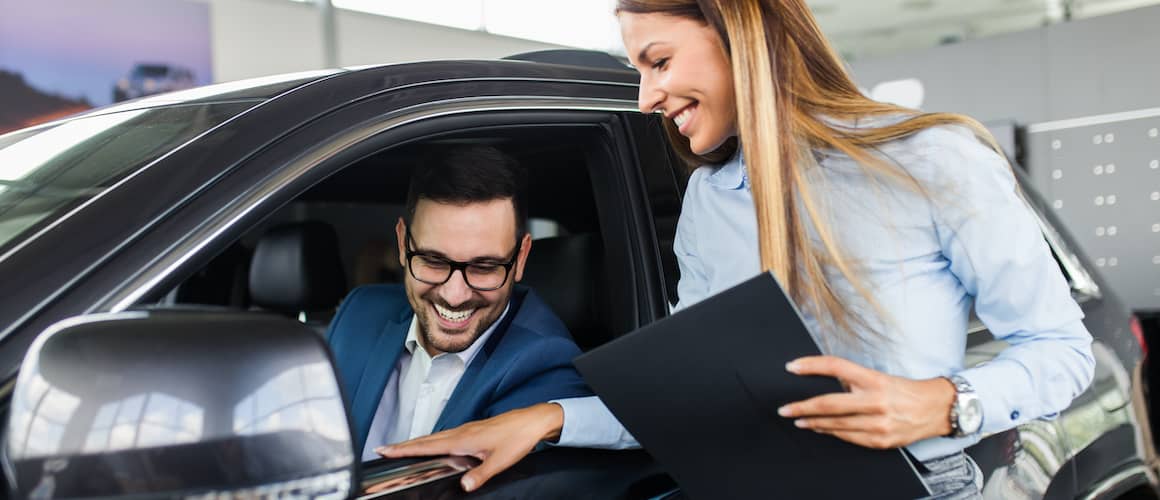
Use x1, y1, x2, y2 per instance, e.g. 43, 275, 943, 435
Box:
361, 303, 509, 460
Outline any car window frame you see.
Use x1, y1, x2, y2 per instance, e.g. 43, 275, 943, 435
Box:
613, 113, 684, 322
92, 98, 648, 329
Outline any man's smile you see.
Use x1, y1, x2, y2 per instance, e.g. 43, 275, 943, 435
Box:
432, 302, 477, 330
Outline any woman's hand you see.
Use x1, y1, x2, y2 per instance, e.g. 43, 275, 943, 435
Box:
777, 355, 957, 449
376, 402, 564, 492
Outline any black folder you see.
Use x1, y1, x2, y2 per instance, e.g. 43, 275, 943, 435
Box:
573, 273, 930, 499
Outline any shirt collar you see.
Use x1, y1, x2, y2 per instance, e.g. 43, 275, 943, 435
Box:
705, 149, 747, 190
704, 143, 844, 190
405, 301, 512, 366
704, 114, 905, 190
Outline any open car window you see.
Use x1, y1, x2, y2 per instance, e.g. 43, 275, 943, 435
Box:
156, 121, 632, 355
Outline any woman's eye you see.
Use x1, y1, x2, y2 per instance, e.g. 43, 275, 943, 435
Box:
651, 58, 669, 70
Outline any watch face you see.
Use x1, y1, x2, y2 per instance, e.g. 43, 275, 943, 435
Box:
961, 397, 983, 434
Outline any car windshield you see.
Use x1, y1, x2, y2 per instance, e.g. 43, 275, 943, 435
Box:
133, 65, 170, 78
0, 102, 255, 252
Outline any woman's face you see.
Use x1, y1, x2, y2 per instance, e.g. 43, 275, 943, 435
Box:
620, 12, 737, 155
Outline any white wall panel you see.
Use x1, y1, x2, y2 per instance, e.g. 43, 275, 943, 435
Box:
336, 8, 562, 67
209, 0, 325, 82
206, 0, 563, 83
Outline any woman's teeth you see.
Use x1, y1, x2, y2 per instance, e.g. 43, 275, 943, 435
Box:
673, 107, 694, 128
435, 303, 474, 322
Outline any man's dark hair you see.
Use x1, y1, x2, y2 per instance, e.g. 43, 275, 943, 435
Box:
405, 145, 528, 238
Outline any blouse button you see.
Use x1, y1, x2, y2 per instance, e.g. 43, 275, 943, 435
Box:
1010, 410, 1020, 421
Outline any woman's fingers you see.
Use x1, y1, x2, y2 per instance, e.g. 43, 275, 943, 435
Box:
793, 414, 888, 433
786, 355, 880, 387
780, 368, 957, 449
778, 392, 882, 418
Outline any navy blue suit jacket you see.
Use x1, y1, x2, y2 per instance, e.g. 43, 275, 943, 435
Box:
326, 284, 593, 451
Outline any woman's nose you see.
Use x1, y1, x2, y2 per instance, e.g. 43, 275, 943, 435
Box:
638, 77, 664, 115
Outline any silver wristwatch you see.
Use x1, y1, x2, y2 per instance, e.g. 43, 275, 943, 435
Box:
946, 375, 983, 438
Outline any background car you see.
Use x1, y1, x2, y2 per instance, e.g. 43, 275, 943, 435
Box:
0, 51, 1155, 499
112, 62, 196, 102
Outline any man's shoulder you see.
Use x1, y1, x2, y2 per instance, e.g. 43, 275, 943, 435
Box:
483, 287, 581, 363
329, 284, 412, 337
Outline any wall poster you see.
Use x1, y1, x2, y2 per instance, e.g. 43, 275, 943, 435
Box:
0, 0, 213, 134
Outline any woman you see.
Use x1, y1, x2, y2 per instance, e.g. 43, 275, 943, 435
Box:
380, 1, 1095, 497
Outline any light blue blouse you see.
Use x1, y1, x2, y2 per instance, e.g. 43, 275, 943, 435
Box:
556, 123, 1095, 461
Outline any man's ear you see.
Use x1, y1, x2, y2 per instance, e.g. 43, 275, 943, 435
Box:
395, 217, 407, 269
512, 233, 533, 282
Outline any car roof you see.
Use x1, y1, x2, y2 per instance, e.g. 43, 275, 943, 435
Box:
34, 56, 639, 129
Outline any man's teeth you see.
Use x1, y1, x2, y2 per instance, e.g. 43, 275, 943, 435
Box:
435, 303, 474, 322
673, 107, 693, 128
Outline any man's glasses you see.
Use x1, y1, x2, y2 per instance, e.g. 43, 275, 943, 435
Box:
404, 228, 522, 291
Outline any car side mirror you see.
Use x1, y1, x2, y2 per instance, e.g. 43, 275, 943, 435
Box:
2, 309, 356, 499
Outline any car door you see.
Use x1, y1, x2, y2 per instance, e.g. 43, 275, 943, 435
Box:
73, 75, 683, 497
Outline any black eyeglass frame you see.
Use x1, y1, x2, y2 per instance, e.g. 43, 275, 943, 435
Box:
403, 227, 523, 291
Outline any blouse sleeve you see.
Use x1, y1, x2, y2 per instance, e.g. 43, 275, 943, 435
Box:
926, 127, 1095, 435
673, 168, 711, 312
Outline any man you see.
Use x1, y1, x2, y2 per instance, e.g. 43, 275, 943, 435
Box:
325, 145, 591, 460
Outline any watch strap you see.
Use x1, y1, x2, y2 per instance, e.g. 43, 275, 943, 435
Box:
946, 375, 975, 438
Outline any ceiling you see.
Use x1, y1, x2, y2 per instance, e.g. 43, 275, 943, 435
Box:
809, 0, 1160, 59
296, 0, 1160, 61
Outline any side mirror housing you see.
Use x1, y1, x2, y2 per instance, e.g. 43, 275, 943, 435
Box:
3, 309, 356, 498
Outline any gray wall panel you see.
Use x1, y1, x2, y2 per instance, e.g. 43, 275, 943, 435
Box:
1028, 119, 1160, 310
1044, 10, 1160, 120
850, 29, 1049, 123
849, 6, 1160, 310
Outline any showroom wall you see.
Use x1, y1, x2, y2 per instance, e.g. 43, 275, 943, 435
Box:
207, 0, 564, 82
850, 5, 1160, 312
849, 5, 1160, 125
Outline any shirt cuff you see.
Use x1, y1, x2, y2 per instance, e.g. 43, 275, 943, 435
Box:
549, 396, 639, 449
955, 360, 1035, 436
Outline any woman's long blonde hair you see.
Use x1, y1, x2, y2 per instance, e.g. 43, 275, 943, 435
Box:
618, 0, 1004, 340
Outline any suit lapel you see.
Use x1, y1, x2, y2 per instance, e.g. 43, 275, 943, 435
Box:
350, 313, 410, 447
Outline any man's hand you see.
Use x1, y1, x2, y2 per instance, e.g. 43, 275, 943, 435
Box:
376, 402, 565, 492
777, 355, 956, 449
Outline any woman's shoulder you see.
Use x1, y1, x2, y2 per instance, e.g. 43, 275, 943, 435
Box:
888, 124, 1024, 223
881, 123, 1011, 184
900, 123, 994, 157
687, 150, 745, 191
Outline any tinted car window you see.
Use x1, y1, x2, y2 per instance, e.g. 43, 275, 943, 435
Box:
133, 65, 171, 78
0, 102, 255, 252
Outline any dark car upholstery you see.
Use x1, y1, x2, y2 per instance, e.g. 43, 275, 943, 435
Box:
170, 242, 251, 308
521, 233, 610, 351
248, 221, 347, 327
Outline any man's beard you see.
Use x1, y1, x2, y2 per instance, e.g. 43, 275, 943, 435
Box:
414, 289, 507, 354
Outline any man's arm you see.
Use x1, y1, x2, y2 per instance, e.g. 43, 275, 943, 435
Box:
378, 402, 566, 492
380, 394, 639, 492
551, 396, 637, 448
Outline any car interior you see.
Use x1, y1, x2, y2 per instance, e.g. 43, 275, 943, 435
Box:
160, 125, 637, 353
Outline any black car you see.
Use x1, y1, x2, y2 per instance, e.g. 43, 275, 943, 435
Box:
0, 51, 1155, 499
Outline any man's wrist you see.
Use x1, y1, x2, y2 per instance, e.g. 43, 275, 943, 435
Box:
533, 402, 565, 443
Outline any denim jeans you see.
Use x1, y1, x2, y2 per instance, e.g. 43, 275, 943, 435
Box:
917, 452, 984, 499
